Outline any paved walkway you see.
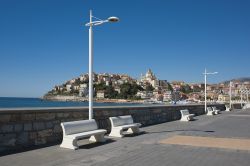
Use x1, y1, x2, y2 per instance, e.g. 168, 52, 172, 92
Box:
1, 109, 250, 166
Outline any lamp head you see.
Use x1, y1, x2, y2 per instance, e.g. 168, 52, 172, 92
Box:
108, 16, 119, 22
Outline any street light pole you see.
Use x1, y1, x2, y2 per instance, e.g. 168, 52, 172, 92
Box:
247, 90, 249, 103
174, 90, 177, 104
85, 10, 119, 120
204, 69, 207, 113
203, 69, 218, 113
240, 89, 243, 108
229, 81, 232, 109
88, 10, 94, 120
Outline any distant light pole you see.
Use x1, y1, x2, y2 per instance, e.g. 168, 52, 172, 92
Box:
240, 88, 243, 108
240, 88, 250, 107
229, 81, 232, 109
203, 69, 218, 113
174, 90, 177, 104
247, 90, 249, 103
85, 10, 119, 120
244, 88, 250, 103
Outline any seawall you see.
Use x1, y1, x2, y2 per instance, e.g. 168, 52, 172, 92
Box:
0, 104, 225, 154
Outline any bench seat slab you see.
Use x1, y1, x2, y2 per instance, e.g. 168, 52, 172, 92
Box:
65, 129, 106, 139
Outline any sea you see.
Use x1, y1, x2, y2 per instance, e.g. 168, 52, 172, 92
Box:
0, 97, 142, 108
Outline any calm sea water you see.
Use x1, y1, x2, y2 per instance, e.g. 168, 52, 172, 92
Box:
0, 97, 141, 108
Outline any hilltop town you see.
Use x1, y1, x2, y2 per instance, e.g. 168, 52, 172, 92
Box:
43, 69, 250, 103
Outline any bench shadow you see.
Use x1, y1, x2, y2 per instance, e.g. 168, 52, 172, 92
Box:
145, 129, 215, 134
204, 130, 215, 133
123, 131, 147, 137
78, 139, 116, 149
192, 119, 198, 121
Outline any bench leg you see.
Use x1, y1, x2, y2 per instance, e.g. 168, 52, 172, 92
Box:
60, 137, 78, 150
127, 127, 140, 134
180, 116, 188, 121
109, 128, 123, 138
89, 134, 106, 143
188, 115, 194, 121
207, 111, 214, 116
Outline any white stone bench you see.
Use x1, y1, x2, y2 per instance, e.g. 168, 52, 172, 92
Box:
225, 105, 231, 111
212, 106, 221, 114
180, 109, 194, 121
60, 119, 107, 150
207, 107, 216, 115
243, 103, 250, 109
109, 115, 141, 138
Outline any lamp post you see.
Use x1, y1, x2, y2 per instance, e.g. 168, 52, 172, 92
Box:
244, 89, 250, 103
240, 88, 243, 108
203, 69, 218, 113
229, 81, 232, 109
85, 10, 119, 120
174, 89, 177, 104
247, 90, 249, 103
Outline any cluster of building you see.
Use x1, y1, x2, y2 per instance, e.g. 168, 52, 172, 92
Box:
49, 69, 250, 103
201, 81, 250, 102
52, 73, 134, 98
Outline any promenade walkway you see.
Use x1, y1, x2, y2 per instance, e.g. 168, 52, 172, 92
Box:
1, 109, 250, 166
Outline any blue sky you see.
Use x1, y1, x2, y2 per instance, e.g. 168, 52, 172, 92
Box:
0, 0, 250, 97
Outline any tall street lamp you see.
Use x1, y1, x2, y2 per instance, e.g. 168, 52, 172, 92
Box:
247, 89, 249, 103
203, 69, 218, 113
85, 10, 119, 120
240, 88, 243, 108
229, 81, 232, 109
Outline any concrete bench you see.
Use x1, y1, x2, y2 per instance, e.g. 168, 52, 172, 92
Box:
225, 105, 231, 111
60, 119, 107, 150
109, 115, 141, 138
243, 103, 250, 109
212, 106, 221, 114
180, 109, 194, 121
207, 107, 216, 115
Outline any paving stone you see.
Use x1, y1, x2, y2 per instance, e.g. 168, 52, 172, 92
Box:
36, 113, 55, 121
0, 115, 11, 123
17, 132, 29, 145
21, 114, 36, 121
24, 123, 32, 131
0, 124, 14, 133
33, 122, 45, 131
14, 124, 23, 132
0, 133, 16, 146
